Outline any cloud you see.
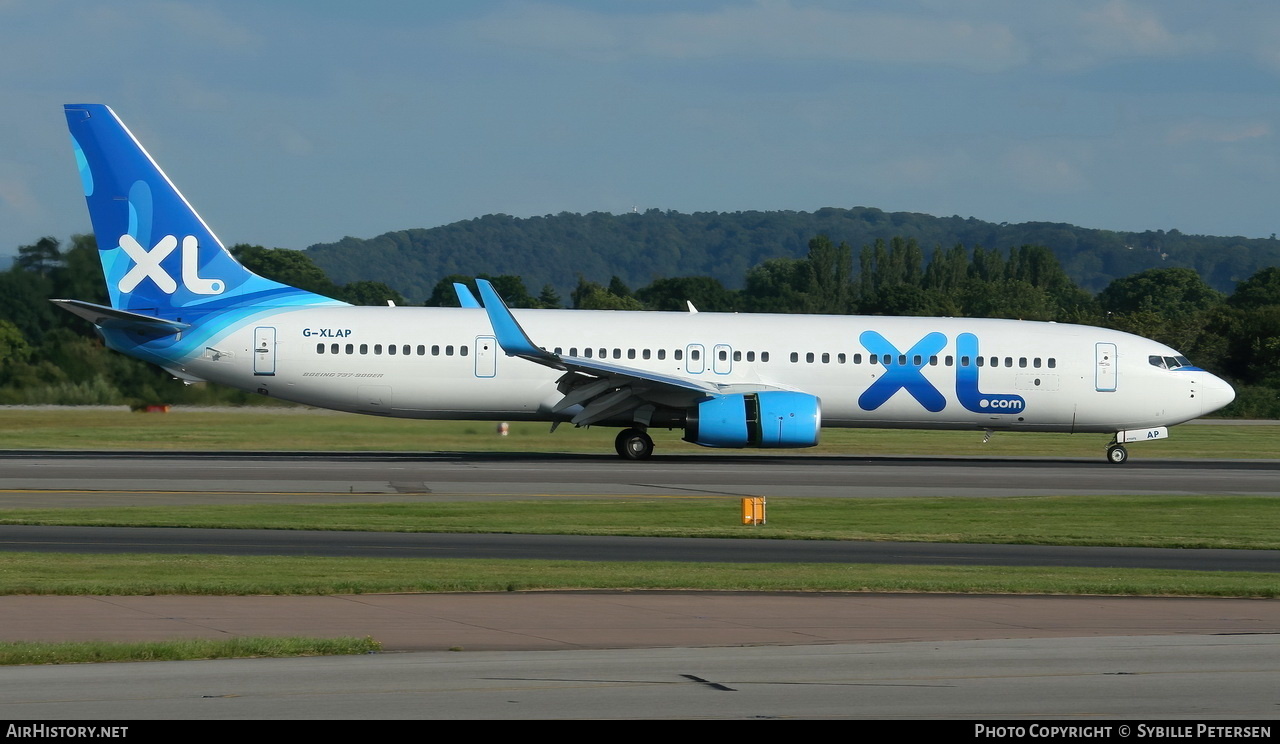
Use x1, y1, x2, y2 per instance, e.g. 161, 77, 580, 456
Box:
999, 143, 1089, 194
1166, 120, 1271, 145
0, 176, 39, 218
470, 1, 1029, 72
1079, 1, 1206, 56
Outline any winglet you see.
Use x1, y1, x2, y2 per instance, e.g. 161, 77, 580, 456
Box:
453, 282, 481, 308
475, 279, 558, 362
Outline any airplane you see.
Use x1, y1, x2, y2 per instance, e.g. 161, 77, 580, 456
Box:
56, 104, 1236, 464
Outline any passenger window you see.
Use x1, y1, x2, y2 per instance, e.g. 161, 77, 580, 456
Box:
628, 349, 636, 359
1019, 357, 1027, 368
977, 357, 984, 367
806, 352, 815, 363
643, 349, 651, 360
1033, 358, 1041, 368
691, 349, 700, 361
837, 353, 846, 364
460, 346, 468, 356
853, 353, 862, 364
331, 343, 339, 354
316, 343, 324, 354
790, 352, 799, 363
387, 345, 396, 356
675, 349, 683, 361
1004, 357, 1013, 367
416, 345, 425, 355
445, 345, 454, 356
613, 349, 621, 359
929, 355, 938, 366
912, 355, 921, 366
898, 355, 907, 366
761, 352, 770, 362
584, 348, 593, 358
431, 345, 440, 356
346, 344, 354, 354
360, 344, 369, 355
1048, 358, 1057, 369
820, 353, 829, 364
658, 349, 666, 360
746, 351, 755, 362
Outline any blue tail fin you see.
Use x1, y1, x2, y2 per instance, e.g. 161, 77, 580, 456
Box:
64, 104, 342, 319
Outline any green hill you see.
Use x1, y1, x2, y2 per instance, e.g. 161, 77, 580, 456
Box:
305, 207, 1280, 302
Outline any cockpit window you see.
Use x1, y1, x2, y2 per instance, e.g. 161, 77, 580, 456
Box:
1150, 354, 1197, 370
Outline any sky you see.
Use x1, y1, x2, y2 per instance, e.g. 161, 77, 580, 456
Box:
3, 0, 1279, 261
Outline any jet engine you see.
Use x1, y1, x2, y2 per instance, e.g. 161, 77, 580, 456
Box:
683, 391, 821, 448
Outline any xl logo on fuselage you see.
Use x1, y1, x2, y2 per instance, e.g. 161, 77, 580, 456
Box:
857, 331, 1026, 414
117, 234, 224, 295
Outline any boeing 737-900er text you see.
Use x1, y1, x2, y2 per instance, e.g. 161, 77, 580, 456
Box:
55, 104, 1236, 463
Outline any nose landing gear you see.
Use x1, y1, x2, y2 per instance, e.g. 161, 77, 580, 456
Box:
1106, 442, 1128, 464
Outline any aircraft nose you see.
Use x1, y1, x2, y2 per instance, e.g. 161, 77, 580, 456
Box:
1200, 374, 1236, 416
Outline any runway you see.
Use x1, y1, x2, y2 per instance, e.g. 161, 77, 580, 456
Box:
2, 449, 1279, 501
2, 451, 1277, 571
1, 450, 1276, 719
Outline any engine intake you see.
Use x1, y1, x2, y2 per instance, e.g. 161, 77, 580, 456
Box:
684, 391, 821, 448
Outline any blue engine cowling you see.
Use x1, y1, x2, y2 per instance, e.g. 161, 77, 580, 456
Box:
684, 391, 821, 448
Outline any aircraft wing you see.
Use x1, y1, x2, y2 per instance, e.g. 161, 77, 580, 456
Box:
475, 279, 786, 427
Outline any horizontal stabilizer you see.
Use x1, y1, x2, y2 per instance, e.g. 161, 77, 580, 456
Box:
50, 299, 190, 336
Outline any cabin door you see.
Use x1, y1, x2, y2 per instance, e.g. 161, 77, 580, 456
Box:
1095, 342, 1117, 392
253, 326, 276, 376
474, 336, 497, 378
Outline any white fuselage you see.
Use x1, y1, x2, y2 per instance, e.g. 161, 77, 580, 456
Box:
164, 306, 1233, 435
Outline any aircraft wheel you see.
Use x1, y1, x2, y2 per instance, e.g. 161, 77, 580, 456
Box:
1106, 444, 1128, 464
615, 428, 654, 460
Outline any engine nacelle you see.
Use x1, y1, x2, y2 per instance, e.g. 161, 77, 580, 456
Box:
684, 391, 821, 448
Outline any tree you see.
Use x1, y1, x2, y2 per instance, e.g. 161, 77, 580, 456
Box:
335, 280, 406, 306
1098, 267, 1224, 320
571, 276, 643, 310
1228, 267, 1280, 310
804, 236, 852, 314
230, 244, 339, 297
636, 276, 737, 312
536, 284, 562, 309
15, 237, 63, 276
740, 257, 810, 313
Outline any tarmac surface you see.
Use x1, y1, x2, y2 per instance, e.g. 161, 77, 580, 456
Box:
2, 592, 1278, 652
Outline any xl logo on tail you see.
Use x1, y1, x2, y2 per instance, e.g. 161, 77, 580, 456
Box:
118, 235, 224, 295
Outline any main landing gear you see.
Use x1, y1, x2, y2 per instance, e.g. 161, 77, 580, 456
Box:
615, 428, 655, 460
1106, 442, 1129, 464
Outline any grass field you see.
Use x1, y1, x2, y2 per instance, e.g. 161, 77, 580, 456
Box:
0, 636, 381, 666
0, 407, 1276, 459
3, 496, 1277, 549
0, 408, 1275, 602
